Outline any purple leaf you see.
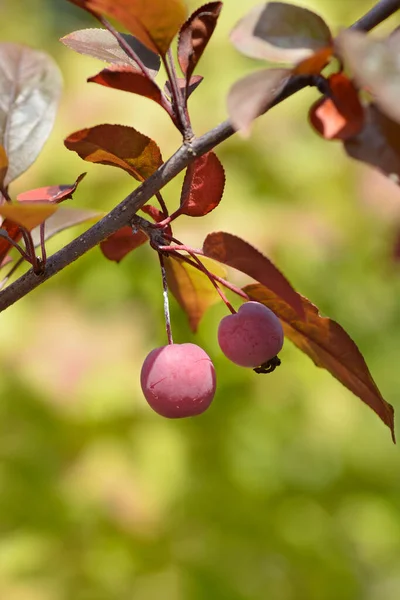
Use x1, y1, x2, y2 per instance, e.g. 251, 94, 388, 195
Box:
227, 67, 291, 134
231, 2, 332, 64
0, 43, 62, 186
337, 30, 400, 124
178, 2, 222, 81
61, 28, 160, 78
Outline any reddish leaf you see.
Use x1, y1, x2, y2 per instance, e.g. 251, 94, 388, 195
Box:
64, 124, 163, 181
0, 43, 62, 186
344, 104, 400, 184
0, 255, 12, 268
178, 2, 222, 82
31, 207, 103, 247
0, 205, 102, 266
141, 204, 166, 222
68, 0, 187, 56
230, 2, 332, 64
164, 75, 203, 100
0, 220, 22, 264
227, 68, 291, 135
309, 73, 364, 140
0, 202, 58, 230
88, 66, 165, 109
0, 145, 7, 189
100, 225, 147, 262
294, 47, 332, 75
0, 202, 58, 231
245, 282, 395, 442
178, 152, 225, 218
337, 30, 400, 124
164, 254, 227, 332
60, 28, 161, 77
17, 173, 87, 204
203, 232, 305, 319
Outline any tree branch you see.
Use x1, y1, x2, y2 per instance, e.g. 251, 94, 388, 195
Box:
0, 0, 399, 312
351, 0, 400, 32
0, 124, 234, 311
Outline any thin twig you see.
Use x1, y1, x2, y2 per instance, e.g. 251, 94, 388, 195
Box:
97, 15, 152, 79
155, 191, 169, 217
0, 231, 31, 262
163, 50, 193, 139
1, 186, 12, 203
39, 223, 47, 267
176, 252, 249, 301
159, 235, 236, 313
174, 250, 236, 313
0, 257, 24, 291
158, 252, 173, 345
167, 47, 193, 135
21, 229, 40, 272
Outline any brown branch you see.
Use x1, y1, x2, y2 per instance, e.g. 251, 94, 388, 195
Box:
0, 0, 398, 312
351, 0, 400, 32
0, 124, 234, 312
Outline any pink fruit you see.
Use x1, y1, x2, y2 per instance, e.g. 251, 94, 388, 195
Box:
140, 343, 216, 418
218, 301, 284, 368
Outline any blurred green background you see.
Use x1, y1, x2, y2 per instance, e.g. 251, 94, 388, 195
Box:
1, 1, 400, 598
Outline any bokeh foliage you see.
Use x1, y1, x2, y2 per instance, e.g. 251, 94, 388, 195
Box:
1, 1, 400, 598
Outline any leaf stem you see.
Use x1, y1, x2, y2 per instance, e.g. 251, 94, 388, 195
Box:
95, 17, 176, 120
158, 252, 173, 345
163, 50, 193, 140
97, 15, 152, 79
0, 230, 31, 263
159, 235, 247, 308
155, 191, 169, 217
39, 222, 47, 267
0, 257, 24, 291
160, 236, 236, 312
1, 186, 12, 203
173, 250, 249, 302
21, 229, 40, 272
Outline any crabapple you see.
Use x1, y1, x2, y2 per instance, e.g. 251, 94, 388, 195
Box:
218, 301, 284, 368
140, 343, 216, 418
